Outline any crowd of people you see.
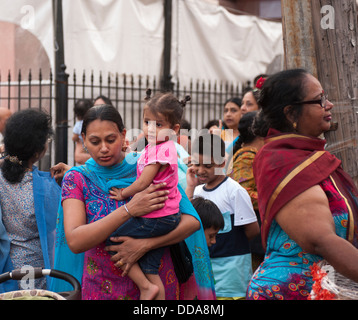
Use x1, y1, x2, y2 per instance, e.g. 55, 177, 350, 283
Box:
1, 69, 358, 301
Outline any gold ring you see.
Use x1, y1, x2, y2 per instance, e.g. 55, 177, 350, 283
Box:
118, 260, 123, 266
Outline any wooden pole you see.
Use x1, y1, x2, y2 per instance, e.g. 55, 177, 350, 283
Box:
281, 0, 358, 184
281, 0, 318, 76
312, 0, 358, 184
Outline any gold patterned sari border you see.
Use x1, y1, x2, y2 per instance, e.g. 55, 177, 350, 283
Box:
265, 151, 326, 219
266, 134, 312, 143
329, 175, 354, 243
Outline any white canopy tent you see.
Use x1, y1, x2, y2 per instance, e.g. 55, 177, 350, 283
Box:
0, 0, 283, 87
0, 0, 283, 165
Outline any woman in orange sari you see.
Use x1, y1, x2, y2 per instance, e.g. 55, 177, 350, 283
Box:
246, 69, 358, 300
227, 112, 265, 271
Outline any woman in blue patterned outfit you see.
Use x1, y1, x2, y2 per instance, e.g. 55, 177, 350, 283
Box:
246, 69, 358, 300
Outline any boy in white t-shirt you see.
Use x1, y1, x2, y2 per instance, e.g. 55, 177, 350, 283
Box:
186, 133, 259, 299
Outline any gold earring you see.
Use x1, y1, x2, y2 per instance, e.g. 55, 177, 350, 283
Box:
293, 122, 297, 130
122, 142, 128, 152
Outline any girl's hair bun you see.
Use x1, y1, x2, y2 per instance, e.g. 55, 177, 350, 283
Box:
145, 88, 152, 101
180, 95, 191, 107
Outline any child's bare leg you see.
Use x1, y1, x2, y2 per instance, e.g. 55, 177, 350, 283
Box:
126, 263, 159, 300
146, 274, 165, 300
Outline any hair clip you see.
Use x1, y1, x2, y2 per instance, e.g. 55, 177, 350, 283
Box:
5, 155, 23, 165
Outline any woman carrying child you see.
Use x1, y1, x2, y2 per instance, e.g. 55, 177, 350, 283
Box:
108, 89, 190, 299
53, 100, 215, 300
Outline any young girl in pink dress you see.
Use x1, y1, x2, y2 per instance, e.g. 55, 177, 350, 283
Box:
108, 89, 191, 300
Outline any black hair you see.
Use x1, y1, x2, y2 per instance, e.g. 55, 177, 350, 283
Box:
232, 111, 258, 155
2, 109, 53, 183
81, 104, 124, 135
180, 119, 191, 131
224, 97, 241, 108
204, 119, 220, 130
251, 110, 269, 138
191, 132, 226, 165
258, 69, 309, 132
74, 98, 93, 119
191, 196, 224, 230
94, 95, 113, 106
144, 89, 190, 128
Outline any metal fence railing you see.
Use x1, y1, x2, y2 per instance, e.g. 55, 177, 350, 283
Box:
0, 68, 247, 168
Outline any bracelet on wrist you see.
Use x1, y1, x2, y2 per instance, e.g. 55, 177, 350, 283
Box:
123, 203, 134, 218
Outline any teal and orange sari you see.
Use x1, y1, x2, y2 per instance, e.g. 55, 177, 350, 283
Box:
246, 129, 358, 300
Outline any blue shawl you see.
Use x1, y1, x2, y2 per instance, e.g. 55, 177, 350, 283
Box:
0, 167, 61, 293
51, 153, 216, 299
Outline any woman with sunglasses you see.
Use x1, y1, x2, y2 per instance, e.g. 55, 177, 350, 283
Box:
246, 69, 358, 300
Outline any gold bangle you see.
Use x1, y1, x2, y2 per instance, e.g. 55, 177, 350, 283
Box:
123, 203, 134, 218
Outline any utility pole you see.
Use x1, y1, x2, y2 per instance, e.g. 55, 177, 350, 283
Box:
161, 0, 174, 91
52, 0, 68, 164
281, 0, 358, 184
281, 0, 318, 76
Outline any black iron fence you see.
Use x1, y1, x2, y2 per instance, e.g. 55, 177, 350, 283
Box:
0, 68, 246, 168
